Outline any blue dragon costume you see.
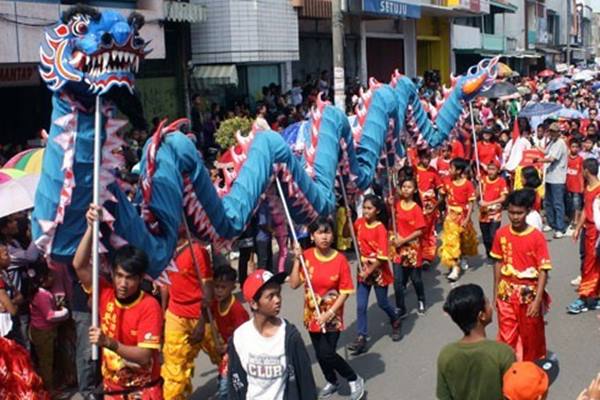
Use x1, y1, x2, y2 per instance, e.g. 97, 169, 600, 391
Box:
32, 5, 499, 279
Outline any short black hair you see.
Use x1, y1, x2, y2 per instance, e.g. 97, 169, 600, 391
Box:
308, 216, 334, 234
417, 148, 431, 159
584, 158, 599, 176
443, 284, 486, 335
112, 245, 148, 277
214, 264, 237, 282
521, 166, 541, 189
507, 189, 534, 209
450, 158, 469, 173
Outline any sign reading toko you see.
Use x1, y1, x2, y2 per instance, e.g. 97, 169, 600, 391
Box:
362, 0, 421, 19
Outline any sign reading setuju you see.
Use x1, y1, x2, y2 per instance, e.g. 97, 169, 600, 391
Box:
362, 0, 421, 19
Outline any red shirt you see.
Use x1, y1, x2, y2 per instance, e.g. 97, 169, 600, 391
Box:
444, 179, 476, 209
393, 201, 426, 264
490, 226, 552, 282
168, 242, 213, 319
301, 248, 354, 332
210, 296, 249, 343
98, 278, 162, 390
434, 157, 452, 186
407, 147, 418, 167
566, 155, 584, 194
451, 139, 465, 159
415, 165, 442, 194
477, 141, 502, 166
480, 176, 508, 222
584, 182, 600, 228
394, 201, 426, 238
354, 218, 393, 286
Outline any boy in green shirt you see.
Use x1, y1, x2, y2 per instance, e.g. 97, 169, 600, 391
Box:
437, 284, 515, 400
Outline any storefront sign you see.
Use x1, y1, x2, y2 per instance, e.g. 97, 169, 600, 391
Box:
0, 65, 40, 87
362, 0, 421, 19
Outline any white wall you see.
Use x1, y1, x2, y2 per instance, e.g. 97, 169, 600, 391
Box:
498, 0, 526, 49
0, 1, 165, 64
190, 0, 299, 64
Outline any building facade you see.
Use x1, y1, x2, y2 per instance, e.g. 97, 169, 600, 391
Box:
0, 0, 169, 146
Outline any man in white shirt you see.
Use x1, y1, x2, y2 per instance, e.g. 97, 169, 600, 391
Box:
228, 270, 317, 400
536, 123, 569, 238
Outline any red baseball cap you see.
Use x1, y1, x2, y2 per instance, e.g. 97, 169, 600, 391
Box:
242, 269, 287, 303
503, 358, 558, 400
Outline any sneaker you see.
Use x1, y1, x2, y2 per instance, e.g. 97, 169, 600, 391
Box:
447, 267, 461, 282
570, 275, 582, 286
349, 375, 365, 400
460, 259, 470, 271
553, 231, 566, 239
348, 336, 367, 355
566, 226, 576, 237
417, 301, 426, 315
391, 317, 402, 342
318, 382, 339, 399
542, 225, 553, 232
567, 298, 589, 314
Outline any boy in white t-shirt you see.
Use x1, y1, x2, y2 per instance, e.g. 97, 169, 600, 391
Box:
227, 269, 316, 400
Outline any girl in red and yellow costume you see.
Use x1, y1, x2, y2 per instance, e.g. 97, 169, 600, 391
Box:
439, 158, 478, 282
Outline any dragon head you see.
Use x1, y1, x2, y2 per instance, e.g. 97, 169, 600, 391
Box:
39, 5, 148, 96
459, 56, 500, 101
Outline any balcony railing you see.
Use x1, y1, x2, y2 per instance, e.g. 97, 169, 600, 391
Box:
482, 33, 505, 51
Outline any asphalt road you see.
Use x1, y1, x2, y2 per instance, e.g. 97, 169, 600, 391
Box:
190, 227, 600, 400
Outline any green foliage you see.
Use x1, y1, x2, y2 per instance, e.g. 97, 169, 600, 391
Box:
215, 117, 253, 149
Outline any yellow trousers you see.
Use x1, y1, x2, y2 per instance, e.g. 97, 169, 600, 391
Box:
439, 213, 478, 269
161, 310, 220, 400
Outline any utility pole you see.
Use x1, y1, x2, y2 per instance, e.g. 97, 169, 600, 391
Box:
566, 0, 571, 65
331, 0, 345, 111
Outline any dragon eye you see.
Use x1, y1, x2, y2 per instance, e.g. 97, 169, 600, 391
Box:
73, 21, 88, 36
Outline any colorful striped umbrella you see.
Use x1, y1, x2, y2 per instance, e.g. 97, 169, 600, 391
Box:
0, 168, 40, 218
3, 148, 45, 174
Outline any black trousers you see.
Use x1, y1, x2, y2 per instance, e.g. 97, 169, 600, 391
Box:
393, 264, 425, 312
309, 331, 357, 384
255, 239, 273, 272
238, 246, 255, 285
479, 221, 501, 258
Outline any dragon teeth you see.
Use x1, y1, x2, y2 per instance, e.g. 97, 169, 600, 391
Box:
111, 50, 118, 61
103, 53, 109, 69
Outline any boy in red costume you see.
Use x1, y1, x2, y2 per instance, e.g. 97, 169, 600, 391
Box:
569, 158, 600, 314
479, 160, 508, 261
491, 190, 551, 361
414, 149, 442, 269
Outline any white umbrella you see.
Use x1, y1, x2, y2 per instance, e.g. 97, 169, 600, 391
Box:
573, 70, 595, 82
0, 174, 40, 218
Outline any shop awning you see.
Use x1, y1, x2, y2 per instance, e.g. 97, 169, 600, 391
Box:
163, 1, 207, 23
536, 46, 562, 55
490, 0, 517, 14
191, 65, 238, 87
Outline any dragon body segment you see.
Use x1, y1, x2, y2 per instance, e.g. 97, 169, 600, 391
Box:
32, 6, 498, 278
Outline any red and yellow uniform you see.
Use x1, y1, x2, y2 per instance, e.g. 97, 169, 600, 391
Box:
491, 226, 552, 361
162, 242, 214, 400
435, 157, 451, 185
479, 176, 508, 223
300, 248, 355, 332
392, 200, 426, 267
98, 278, 163, 399
476, 141, 502, 172
439, 178, 478, 269
209, 295, 249, 376
579, 182, 600, 298
354, 218, 393, 286
566, 155, 584, 194
415, 165, 441, 263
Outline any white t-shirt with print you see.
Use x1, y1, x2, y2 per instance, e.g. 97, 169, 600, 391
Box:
233, 318, 287, 400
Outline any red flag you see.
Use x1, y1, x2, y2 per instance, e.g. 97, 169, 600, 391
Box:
512, 119, 520, 143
